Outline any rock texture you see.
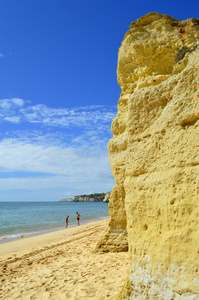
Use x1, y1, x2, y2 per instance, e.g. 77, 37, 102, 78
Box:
103, 191, 111, 202
97, 12, 199, 299
59, 193, 108, 202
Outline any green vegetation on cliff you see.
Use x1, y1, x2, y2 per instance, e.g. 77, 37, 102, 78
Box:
79, 193, 106, 200
59, 192, 110, 202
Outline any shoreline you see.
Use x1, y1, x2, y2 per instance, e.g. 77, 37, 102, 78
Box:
0, 219, 109, 260
0, 218, 129, 300
0, 216, 110, 245
0, 201, 110, 244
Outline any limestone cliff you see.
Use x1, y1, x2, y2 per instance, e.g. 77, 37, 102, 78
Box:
103, 192, 111, 202
97, 12, 199, 299
59, 193, 108, 202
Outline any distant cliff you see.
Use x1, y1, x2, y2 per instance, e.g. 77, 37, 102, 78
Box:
59, 192, 111, 202
96, 12, 199, 299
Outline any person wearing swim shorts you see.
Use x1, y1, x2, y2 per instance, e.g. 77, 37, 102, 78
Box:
66, 215, 69, 228
76, 212, 80, 226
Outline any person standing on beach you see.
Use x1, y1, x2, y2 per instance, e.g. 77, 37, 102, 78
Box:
66, 215, 69, 228
76, 212, 80, 226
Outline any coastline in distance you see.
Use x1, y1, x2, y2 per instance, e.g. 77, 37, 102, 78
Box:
59, 192, 111, 203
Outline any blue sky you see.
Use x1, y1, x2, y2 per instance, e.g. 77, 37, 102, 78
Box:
0, 0, 198, 201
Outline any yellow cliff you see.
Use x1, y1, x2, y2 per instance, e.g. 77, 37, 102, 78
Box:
97, 12, 199, 299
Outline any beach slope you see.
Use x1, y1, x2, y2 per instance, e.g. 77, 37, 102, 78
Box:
0, 219, 129, 300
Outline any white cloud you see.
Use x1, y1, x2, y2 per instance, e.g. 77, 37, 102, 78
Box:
0, 98, 116, 128
20, 104, 116, 128
0, 98, 25, 109
0, 130, 114, 192
12, 98, 25, 106
0, 136, 109, 175
4, 116, 21, 123
0, 53, 4, 58
0, 99, 116, 196
0, 99, 12, 109
0, 173, 114, 192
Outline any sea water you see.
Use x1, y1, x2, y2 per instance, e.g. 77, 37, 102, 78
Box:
0, 201, 109, 243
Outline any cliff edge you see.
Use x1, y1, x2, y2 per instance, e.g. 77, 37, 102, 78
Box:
59, 192, 110, 202
96, 12, 199, 299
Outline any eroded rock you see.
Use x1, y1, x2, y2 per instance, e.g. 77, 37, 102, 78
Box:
97, 12, 199, 298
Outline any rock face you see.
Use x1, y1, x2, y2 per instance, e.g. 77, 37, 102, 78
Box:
59, 193, 108, 202
103, 192, 111, 202
97, 12, 199, 298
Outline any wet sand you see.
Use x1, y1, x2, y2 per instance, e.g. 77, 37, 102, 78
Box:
0, 219, 129, 300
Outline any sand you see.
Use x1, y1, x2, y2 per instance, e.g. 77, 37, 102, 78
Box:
0, 219, 129, 300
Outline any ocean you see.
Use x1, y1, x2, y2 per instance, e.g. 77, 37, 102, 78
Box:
0, 201, 109, 243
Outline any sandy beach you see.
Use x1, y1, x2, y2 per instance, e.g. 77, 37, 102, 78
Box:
0, 219, 129, 300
